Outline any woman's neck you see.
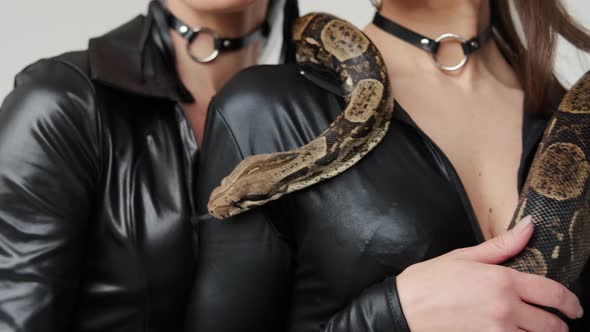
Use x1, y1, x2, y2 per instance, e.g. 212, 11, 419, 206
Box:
366, 0, 519, 88
166, 0, 268, 104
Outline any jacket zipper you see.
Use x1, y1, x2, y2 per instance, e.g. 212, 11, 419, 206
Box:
175, 103, 199, 216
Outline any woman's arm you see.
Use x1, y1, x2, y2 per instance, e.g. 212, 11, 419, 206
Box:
0, 59, 99, 331
188, 215, 406, 332
186, 102, 292, 331
185, 212, 293, 331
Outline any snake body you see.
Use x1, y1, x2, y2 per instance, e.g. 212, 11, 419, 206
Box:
208, 13, 590, 285
207, 13, 393, 219
504, 73, 590, 284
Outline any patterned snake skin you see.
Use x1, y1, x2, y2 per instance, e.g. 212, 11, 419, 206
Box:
208, 13, 590, 285
504, 72, 590, 285
207, 13, 393, 219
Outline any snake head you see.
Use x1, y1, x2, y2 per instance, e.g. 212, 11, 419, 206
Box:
208, 183, 269, 220
207, 195, 246, 220
207, 152, 298, 219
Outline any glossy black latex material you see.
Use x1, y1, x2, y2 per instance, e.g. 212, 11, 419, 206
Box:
187, 64, 590, 331
0, 1, 299, 331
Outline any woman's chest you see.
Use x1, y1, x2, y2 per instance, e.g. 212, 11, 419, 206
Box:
396, 84, 525, 239
75, 103, 198, 329
283, 121, 480, 310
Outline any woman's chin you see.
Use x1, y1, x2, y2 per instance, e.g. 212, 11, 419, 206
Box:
183, 0, 262, 14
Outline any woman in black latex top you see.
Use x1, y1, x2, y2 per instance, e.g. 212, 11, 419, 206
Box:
0, 0, 298, 331
188, 0, 590, 331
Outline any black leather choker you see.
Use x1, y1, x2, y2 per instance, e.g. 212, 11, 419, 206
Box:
165, 8, 270, 63
372, 13, 493, 72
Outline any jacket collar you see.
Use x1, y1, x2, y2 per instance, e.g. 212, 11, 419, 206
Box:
88, 1, 194, 102
88, 0, 299, 103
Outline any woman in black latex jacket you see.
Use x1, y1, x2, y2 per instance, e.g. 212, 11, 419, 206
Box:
188, 0, 590, 331
0, 0, 298, 331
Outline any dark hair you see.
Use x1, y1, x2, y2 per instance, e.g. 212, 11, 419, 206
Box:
492, 1, 590, 113
281, 0, 300, 63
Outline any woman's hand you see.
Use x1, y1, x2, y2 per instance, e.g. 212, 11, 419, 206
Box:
396, 216, 583, 332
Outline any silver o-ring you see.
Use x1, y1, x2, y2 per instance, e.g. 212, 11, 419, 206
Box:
432, 33, 469, 72
186, 27, 220, 64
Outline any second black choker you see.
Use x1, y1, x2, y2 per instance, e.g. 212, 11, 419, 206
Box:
372, 13, 493, 72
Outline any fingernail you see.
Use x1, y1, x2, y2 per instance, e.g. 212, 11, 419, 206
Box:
514, 215, 533, 233
578, 306, 584, 318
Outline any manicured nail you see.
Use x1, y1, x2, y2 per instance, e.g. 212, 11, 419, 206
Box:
514, 215, 533, 233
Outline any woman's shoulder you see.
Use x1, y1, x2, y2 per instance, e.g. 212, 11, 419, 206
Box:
208, 63, 343, 156
1, 52, 101, 163
6, 52, 96, 122
12, 51, 92, 93
213, 64, 331, 114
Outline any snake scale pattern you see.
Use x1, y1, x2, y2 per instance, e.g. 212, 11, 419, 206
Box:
208, 13, 393, 219
504, 72, 590, 284
208, 13, 590, 285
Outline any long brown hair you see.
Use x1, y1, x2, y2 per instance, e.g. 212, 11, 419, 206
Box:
491, 0, 590, 113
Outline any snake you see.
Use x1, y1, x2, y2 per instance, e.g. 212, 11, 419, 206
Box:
504, 73, 590, 285
207, 13, 393, 219
207, 13, 590, 286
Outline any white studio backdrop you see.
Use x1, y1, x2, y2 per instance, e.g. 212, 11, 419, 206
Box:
0, 0, 589, 99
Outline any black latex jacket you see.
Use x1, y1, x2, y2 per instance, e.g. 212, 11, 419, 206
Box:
187, 64, 590, 331
0, 1, 299, 331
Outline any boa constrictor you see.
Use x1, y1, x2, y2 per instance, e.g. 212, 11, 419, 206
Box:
208, 13, 590, 285
208, 13, 393, 219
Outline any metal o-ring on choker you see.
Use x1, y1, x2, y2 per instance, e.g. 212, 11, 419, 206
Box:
165, 7, 270, 64
373, 13, 493, 72
432, 33, 469, 72
179, 26, 220, 63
